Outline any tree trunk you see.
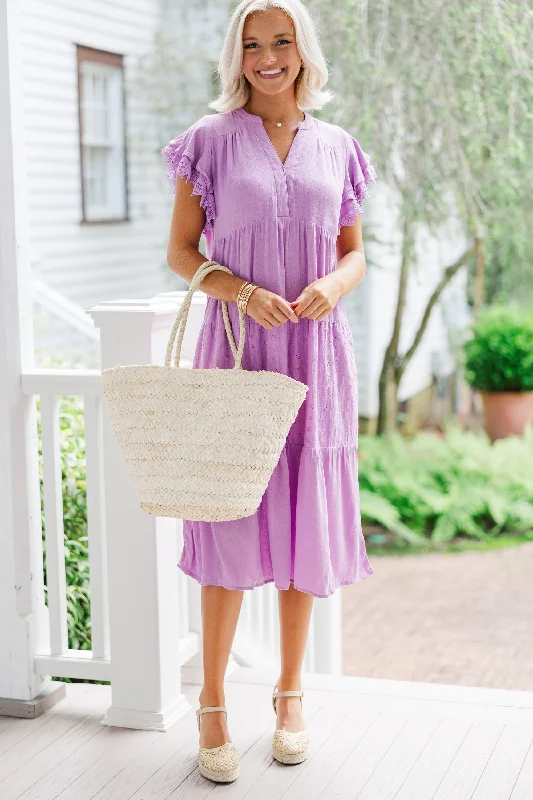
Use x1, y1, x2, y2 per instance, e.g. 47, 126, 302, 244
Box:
376, 226, 476, 435
376, 219, 413, 435
377, 359, 399, 434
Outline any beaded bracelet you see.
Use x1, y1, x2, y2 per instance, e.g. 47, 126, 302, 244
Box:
237, 281, 259, 315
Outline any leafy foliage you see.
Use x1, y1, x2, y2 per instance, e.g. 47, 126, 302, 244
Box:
463, 305, 533, 392
358, 426, 533, 543
308, 0, 533, 429
311, 0, 533, 261
36, 394, 92, 652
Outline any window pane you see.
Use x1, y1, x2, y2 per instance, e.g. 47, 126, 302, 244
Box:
82, 106, 93, 141
100, 106, 109, 140
84, 146, 108, 209
82, 73, 110, 144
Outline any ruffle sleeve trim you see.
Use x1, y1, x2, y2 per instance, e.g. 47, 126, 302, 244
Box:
338, 134, 377, 233
161, 121, 216, 235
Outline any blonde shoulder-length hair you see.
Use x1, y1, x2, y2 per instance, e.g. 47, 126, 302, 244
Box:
208, 0, 334, 114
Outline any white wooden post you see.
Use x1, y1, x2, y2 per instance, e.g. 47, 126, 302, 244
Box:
0, 0, 60, 715
89, 292, 205, 730
311, 592, 343, 674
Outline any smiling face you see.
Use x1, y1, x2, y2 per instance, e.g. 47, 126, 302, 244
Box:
241, 8, 303, 99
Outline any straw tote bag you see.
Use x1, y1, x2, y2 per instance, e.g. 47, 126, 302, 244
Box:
101, 259, 309, 522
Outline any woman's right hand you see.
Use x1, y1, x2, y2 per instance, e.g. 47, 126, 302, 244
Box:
245, 287, 299, 330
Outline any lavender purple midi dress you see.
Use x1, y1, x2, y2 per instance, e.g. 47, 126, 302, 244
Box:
161, 106, 376, 598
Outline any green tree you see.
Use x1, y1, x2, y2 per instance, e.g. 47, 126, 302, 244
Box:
310, 0, 533, 431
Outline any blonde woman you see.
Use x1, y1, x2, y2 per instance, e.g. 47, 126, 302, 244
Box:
162, 0, 376, 783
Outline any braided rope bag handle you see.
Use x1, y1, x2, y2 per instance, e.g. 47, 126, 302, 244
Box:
165, 260, 247, 370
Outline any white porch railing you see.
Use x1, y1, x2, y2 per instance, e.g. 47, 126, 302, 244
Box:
11, 289, 342, 728
20, 369, 111, 683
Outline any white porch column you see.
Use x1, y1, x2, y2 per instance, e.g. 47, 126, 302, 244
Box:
0, 0, 59, 714
89, 293, 205, 731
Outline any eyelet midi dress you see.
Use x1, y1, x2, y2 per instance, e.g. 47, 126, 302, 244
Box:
161, 106, 377, 598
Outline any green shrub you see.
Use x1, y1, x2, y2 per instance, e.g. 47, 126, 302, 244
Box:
463, 305, 533, 392
37, 394, 92, 653
358, 425, 533, 544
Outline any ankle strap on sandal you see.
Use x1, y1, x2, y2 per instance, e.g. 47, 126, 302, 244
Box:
272, 685, 304, 713
196, 705, 227, 732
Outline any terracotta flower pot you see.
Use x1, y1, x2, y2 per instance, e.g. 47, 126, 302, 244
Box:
480, 390, 533, 442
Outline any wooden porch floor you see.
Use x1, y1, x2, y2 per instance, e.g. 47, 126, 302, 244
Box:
1, 665, 533, 799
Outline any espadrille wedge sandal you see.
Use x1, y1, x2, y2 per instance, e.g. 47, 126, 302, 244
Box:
196, 705, 240, 783
271, 685, 310, 765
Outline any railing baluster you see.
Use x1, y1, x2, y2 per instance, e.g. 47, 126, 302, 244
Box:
272, 586, 280, 663
305, 608, 316, 672
84, 394, 109, 660
264, 582, 275, 656
176, 522, 190, 640
255, 584, 264, 644
40, 394, 68, 655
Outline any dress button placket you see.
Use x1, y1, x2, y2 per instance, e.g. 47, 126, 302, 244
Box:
277, 171, 290, 217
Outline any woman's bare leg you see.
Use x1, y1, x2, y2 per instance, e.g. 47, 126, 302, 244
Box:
198, 585, 244, 748
276, 582, 314, 731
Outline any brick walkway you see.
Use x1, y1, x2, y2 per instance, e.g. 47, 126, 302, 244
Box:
342, 542, 533, 692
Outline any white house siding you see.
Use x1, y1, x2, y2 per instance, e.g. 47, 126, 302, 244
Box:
18, 0, 175, 317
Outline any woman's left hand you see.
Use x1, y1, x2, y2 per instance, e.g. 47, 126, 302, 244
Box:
289, 275, 343, 321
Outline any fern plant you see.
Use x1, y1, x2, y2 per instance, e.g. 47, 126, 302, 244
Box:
358, 425, 533, 543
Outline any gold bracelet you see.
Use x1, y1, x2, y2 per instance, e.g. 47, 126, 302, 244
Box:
237, 281, 258, 315
237, 289, 250, 314
237, 281, 254, 303
236, 282, 246, 313
240, 285, 257, 315
237, 283, 254, 309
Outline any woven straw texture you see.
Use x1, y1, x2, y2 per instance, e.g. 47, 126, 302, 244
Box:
101, 260, 309, 521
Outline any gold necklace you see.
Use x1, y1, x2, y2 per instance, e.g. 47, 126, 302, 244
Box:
244, 106, 304, 127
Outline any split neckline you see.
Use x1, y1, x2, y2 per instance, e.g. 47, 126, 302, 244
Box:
233, 106, 311, 171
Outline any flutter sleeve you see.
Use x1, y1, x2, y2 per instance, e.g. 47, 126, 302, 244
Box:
338, 133, 377, 233
161, 117, 216, 235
